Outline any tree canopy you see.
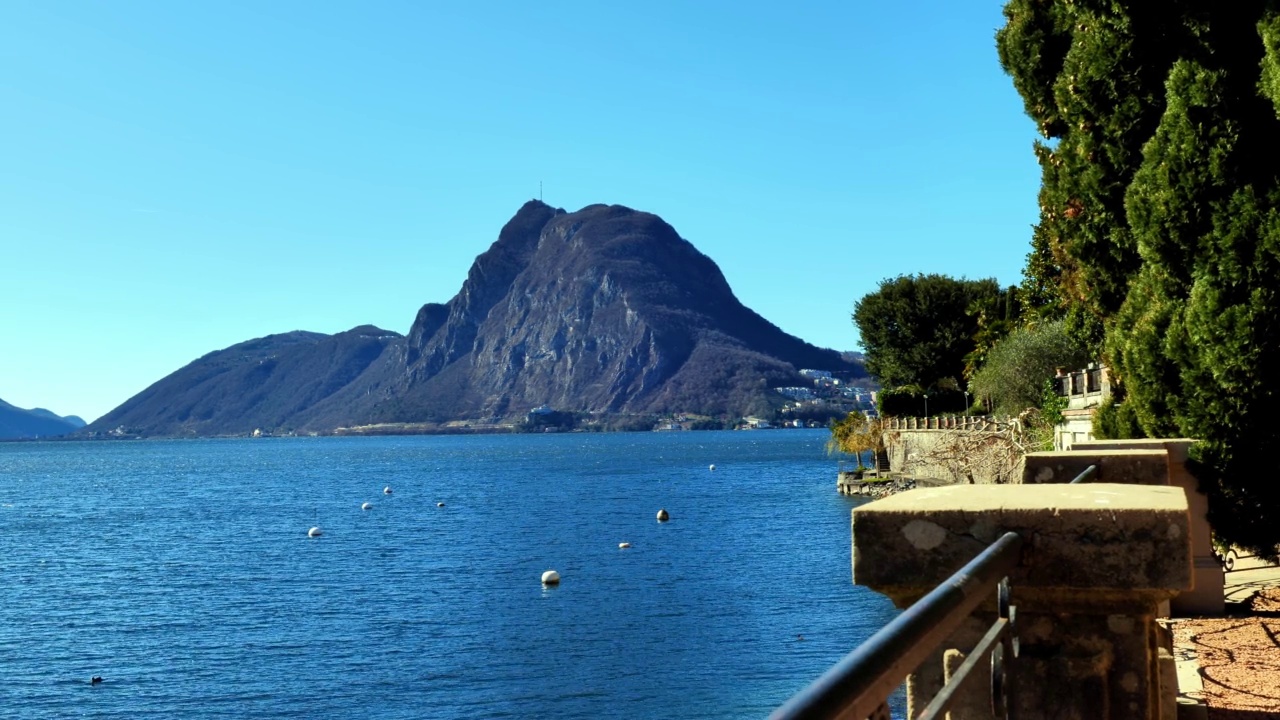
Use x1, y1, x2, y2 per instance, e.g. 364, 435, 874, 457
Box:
999, 1, 1280, 558
826, 411, 885, 470
853, 274, 1003, 391
969, 320, 1089, 416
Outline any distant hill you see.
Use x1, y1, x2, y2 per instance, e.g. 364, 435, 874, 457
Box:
27, 408, 86, 427
88, 327, 402, 437
0, 399, 84, 439
86, 201, 864, 437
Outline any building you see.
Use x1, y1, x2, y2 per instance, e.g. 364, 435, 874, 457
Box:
1054, 364, 1112, 450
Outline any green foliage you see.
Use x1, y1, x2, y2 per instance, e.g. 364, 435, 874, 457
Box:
1001, 2, 1280, 558
853, 274, 1002, 390
997, 1, 1186, 338
963, 285, 1022, 380
519, 410, 579, 432
1092, 395, 1146, 440
968, 320, 1089, 416
1038, 379, 1068, 428
1115, 39, 1280, 559
826, 411, 884, 469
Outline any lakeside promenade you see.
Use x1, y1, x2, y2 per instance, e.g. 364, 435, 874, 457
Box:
1173, 556, 1280, 718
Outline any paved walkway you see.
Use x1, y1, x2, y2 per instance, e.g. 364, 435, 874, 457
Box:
1223, 554, 1280, 605
1172, 550, 1280, 712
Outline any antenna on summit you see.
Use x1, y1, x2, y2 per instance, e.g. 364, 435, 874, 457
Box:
540, 181, 543, 202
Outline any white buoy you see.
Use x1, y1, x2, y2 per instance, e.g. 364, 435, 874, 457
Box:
383, 486, 393, 494
437, 502, 445, 507
656, 508, 670, 522
361, 502, 373, 510
709, 464, 716, 471
307, 526, 322, 537
618, 542, 631, 549
541, 570, 560, 585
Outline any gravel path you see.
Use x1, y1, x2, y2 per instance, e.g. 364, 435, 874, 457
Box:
1173, 588, 1280, 719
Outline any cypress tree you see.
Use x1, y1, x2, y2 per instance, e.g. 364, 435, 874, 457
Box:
998, 1, 1185, 341
1002, 1, 1280, 556
1116, 6, 1280, 557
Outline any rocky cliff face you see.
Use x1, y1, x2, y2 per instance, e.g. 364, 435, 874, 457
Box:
87, 201, 861, 436
312, 201, 859, 425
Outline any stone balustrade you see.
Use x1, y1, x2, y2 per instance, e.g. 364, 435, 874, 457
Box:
884, 416, 1014, 432
1023, 439, 1222, 616
853, 484, 1191, 719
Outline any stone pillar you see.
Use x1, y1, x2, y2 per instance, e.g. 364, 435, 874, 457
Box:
1073, 439, 1222, 616
853, 484, 1191, 720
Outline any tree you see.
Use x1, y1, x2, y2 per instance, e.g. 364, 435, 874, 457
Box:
969, 320, 1089, 415
826, 411, 885, 470
999, 2, 1280, 559
963, 285, 1022, 381
997, 1, 1187, 345
1111, 33, 1280, 559
853, 274, 1001, 390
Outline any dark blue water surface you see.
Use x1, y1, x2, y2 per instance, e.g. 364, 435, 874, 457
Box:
0, 430, 900, 718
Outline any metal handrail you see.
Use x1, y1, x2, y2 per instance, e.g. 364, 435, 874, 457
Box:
770, 531, 1023, 720
1068, 465, 1098, 484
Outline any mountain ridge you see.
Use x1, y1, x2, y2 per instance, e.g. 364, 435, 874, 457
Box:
85, 201, 862, 436
0, 398, 85, 439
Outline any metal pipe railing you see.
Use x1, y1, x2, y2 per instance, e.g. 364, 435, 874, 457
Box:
1068, 465, 1098, 484
770, 531, 1024, 720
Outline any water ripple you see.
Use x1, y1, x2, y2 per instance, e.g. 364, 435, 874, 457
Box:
0, 432, 900, 719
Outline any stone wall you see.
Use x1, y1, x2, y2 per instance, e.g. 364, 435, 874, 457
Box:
883, 417, 1023, 485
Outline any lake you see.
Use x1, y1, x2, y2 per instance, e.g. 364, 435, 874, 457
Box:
0, 430, 901, 718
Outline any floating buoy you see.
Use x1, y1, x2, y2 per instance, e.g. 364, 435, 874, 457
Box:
383, 486, 393, 494
541, 570, 560, 585
308, 526, 322, 537
709, 464, 716, 471
361, 502, 373, 510
437, 502, 445, 508
656, 508, 670, 522
619, 542, 631, 549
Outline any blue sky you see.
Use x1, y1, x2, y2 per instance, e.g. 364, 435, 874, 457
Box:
1, 1, 1041, 423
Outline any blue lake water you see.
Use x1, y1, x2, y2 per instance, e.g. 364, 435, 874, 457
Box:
0, 431, 901, 718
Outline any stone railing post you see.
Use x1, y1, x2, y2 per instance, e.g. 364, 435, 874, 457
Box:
853, 484, 1191, 720
1072, 439, 1222, 616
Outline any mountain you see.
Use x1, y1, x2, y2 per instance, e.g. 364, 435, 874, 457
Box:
87, 327, 402, 437
0, 399, 84, 439
27, 408, 87, 427
86, 201, 863, 436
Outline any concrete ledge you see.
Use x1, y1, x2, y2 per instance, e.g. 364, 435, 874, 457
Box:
853, 484, 1192, 609
852, 483, 1195, 719
1022, 449, 1170, 485
1071, 439, 1223, 616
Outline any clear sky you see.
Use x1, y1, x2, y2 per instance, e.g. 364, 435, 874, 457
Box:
1, 1, 1041, 423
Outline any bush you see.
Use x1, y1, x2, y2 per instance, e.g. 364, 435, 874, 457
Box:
968, 320, 1090, 416
1092, 396, 1146, 440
